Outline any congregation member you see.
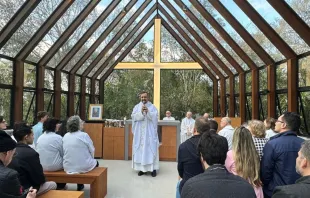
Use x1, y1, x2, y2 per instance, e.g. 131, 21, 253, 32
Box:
9, 125, 57, 195
225, 126, 263, 198
63, 115, 98, 190
0, 116, 7, 130
218, 117, 234, 150
209, 119, 218, 134
181, 133, 256, 198
247, 120, 268, 160
180, 112, 195, 143
163, 111, 175, 120
203, 113, 209, 119
131, 91, 159, 177
177, 117, 210, 196
32, 111, 48, 147
56, 119, 68, 137
272, 140, 310, 197
261, 112, 304, 198
0, 131, 37, 198
264, 117, 277, 139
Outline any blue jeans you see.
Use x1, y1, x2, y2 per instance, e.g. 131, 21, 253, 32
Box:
176, 180, 181, 198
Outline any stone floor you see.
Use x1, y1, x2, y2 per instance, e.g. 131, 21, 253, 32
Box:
65, 159, 178, 198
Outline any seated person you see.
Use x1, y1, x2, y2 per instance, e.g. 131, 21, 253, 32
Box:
209, 119, 218, 134
0, 131, 37, 198
181, 133, 256, 198
8, 125, 57, 196
63, 116, 98, 190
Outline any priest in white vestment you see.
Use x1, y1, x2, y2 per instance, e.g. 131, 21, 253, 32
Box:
163, 111, 175, 120
180, 112, 195, 143
131, 91, 159, 177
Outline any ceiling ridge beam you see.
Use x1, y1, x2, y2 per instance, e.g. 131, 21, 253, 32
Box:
16, 0, 75, 60
55, 0, 122, 70
234, 0, 296, 59
267, 0, 310, 48
38, 0, 101, 66
161, 0, 233, 77
190, 0, 257, 70
80, 0, 154, 76
173, 0, 243, 73
100, 19, 155, 82
208, 0, 274, 65
159, 5, 226, 79
0, 0, 40, 49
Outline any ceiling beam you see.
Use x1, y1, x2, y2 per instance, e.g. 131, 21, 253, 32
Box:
0, 0, 40, 49
234, 0, 296, 59
55, 0, 121, 70
208, 0, 274, 65
16, 0, 75, 60
38, 0, 101, 66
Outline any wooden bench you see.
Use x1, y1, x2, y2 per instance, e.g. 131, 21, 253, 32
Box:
38, 190, 84, 198
44, 167, 107, 198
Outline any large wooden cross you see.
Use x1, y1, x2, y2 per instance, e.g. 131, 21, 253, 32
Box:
115, 19, 201, 113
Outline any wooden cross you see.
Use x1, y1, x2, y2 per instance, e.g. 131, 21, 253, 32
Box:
115, 19, 201, 113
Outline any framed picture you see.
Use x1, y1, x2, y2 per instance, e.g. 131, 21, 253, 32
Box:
88, 104, 103, 120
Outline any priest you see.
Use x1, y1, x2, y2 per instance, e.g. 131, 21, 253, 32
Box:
180, 112, 195, 143
131, 91, 159, 177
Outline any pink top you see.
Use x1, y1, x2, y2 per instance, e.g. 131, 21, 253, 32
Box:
225, 150, 264, 198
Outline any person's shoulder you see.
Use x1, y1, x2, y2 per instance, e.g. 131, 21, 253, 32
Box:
0, 166, 19, 180
273, 184, 298, 197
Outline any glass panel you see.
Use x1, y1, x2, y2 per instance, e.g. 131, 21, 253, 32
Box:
246, 95, 252, 121
61, 94, 67, 120
259, 94, 268, 120
299, 55, 310, 87
85, 95, 90, 116
0, 58, 13, 85
226, 96, 229, 116
75, 76, 81, 92
23, 91, 36, 125
226, 78, 229, 94
248, 0, 310, 55
27, 0, 91, 62
95, 80, 99, 95
74, 94, 80, 115
0, 0, 63, 58
276, 62, 287, 89
86, 78, 91, 93
123, 26, 154, 62
235, 96, 240, 117
47, 0, 113, 68
259, 68, 267, 91
24, 63, 36, 87
44, 92, 53, 116
299, 91, 310, 136
0, 0, 27, 31
235, 76, 239, 94
219, 0, 285, 62
44, 69, 54, 90
285, 0, 310, 28
61, 73, 68, 91
0, 89, 11, 125
246, 72, 252, 93
276, 93, 288, 117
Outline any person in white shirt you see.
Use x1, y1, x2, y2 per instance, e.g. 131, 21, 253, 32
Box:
163, 111, 175, 121
218, 117, 234, 150
180, 112, 195, 143
264, 117, 277, 139
203, 113, 209, 120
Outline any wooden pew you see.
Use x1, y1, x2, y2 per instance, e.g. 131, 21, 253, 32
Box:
38, 190, 84, 198
44, 167, 107, 198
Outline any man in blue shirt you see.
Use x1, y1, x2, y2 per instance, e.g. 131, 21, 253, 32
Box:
32, 111, 48, 148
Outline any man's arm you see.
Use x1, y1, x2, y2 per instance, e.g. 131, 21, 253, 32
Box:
25, 152, 46, 189
177, 146, 184, 178
2, 170, 24, 197
131, 105, 144, 122
272, 186, 293, 198
181, 182, 195, 198
261, 142, 275, 186
84, 133, 95, 158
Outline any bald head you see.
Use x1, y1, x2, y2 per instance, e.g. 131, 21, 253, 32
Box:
186, 112, 192, 119
220, 117, 231, 128
203, 113, 209, 119
165, 111, 171, 117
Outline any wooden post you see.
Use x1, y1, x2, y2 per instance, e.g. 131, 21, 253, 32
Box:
220, 78, 226, 116
252, 69, 259, 119
229, 76, 235, 117
36, 65, 44, 112
80, 76, 86, 120
267, 65, 276, 118
213, 80, 218, 117
54, 70, 61, 119
239, 73, 246, 123
13, 60, 24, 122
90, 78, 96, 104
68, 74, 75, 116
287, 58, 298, 112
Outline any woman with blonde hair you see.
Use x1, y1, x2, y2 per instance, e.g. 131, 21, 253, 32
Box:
225, 126, 263, 198
247, 120, 268, 160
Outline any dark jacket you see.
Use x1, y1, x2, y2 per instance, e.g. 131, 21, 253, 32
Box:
0, 161, 26, 198
272, 175, 310, 198
8, 143, 46, 190
178, 135, 204, 193
261, 131, 304, 198
181, 164, 256, 198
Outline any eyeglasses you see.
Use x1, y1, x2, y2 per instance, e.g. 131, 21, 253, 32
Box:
276, 120, 285, 123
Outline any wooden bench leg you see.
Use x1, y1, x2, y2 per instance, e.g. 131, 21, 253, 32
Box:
90, 170, 107, 198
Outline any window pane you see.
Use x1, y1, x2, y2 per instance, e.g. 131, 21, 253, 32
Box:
61, 73, 68, 91
259, 68, 267, 91
226, 78, 229, 94
285, 0, 310, 28
44, 92, 53, 116
0, 0, 27, 31
0, 89, 11, 125
226, 96, 229, 116
246, 96, 252, 121
276, 93, 288, 117
259, 94, 267, 120
85, 95, 90, 117
75, 76, 81, 92
235, 96, 239, 117
246, 72, 252, 93
61, 94, 67, 120
235, 76, 239, 94
95, 80, 99, 95
0, 58, 13, 85
299, 91, 310, 136
86, 78, 91, 94
299, 55, 310, 87
74, 94, 80, 115
24, 63, 36, 87
23, 91, 36, 125
44, 69, 54, 90
276, 63, 288, 89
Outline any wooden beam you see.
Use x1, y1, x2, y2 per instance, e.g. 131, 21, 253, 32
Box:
213, 80, 218, 117
13, 60, 24, 122
229, 76, 235, 117
267, 65, 276, 118
220, 79, 226, 116
154, 18, 161, 64
36, 65, 44, 112
80, 76, 86, 120
209, 0, 274, 65
239, 73, 246, 123
0, 0, 40, 49
162, 0, 234, 77
173, 0, 244, 73
287, 58, 298, 112
251, 69, 259, 119
68, 74, 75, 116
115, 62, 202, 69
55, 0, 121, 70
54, 70, 61, 119
190, 0, 257, 70
267, 0, 310, 48
90, 78, 96, 104
16, 0, 74, 60
38, 0, 101, 66
234, 0, 296, 59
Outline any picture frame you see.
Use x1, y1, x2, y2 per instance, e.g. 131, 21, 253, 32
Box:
88, 104, 103, 120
